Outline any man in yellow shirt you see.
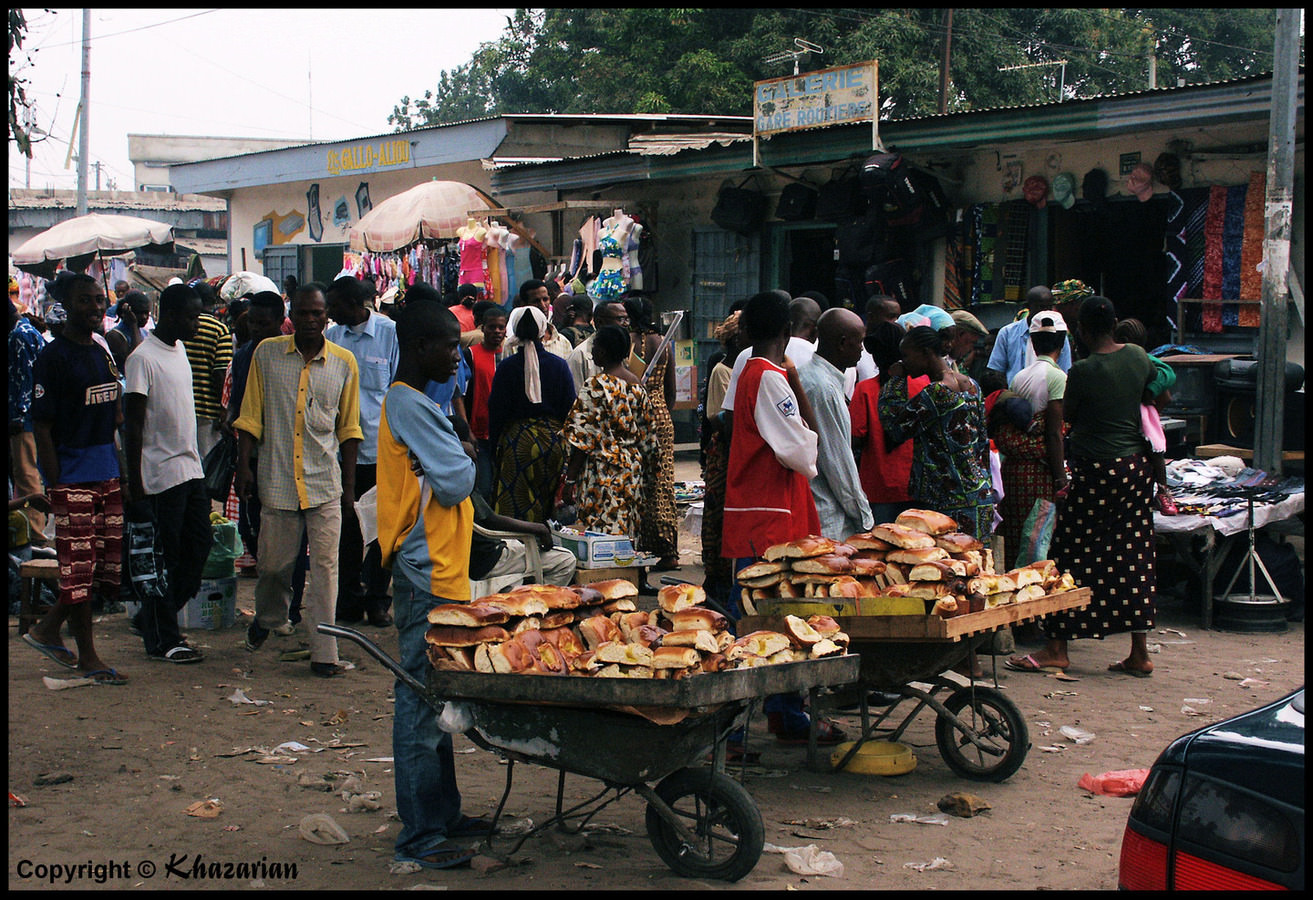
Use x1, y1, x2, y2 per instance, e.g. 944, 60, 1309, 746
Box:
234, 283, 362, 678
375, 300, 487, 869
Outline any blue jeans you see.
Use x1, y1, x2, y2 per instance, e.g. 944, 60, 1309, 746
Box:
391, 566, 463, 859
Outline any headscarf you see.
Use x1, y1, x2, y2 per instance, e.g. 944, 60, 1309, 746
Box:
506, 305, 548, 404
1051, 279, 1094, 304
713, 310, 741, 346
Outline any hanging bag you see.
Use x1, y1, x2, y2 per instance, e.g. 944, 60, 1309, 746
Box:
202, 431, 238, 502
126, 515, 169, 605
711, 176, 768, 235
1014, 498, 1059, 567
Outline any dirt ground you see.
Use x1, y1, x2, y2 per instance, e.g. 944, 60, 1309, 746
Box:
8, 459, 1305, 892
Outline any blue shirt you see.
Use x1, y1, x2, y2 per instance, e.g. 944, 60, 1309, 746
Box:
9, 316, 45, 431
423, 349, 471, 417
326, 312, 399, 464
986, 317, 1072, 385
30, 335, 122, 485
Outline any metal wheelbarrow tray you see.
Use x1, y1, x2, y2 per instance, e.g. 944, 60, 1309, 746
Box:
321, 624, 858, 881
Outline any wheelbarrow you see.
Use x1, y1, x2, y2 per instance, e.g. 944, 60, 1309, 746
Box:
321, 623, 859, 881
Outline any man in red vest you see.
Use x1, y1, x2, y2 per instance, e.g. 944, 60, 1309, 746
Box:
462, 305, 507, 499
720, 289, 844, 745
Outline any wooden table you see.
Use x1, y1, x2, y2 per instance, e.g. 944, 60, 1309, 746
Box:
1194, 443, 1305, 463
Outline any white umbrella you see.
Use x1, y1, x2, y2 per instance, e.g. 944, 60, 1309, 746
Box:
348, 181, 498, 253
12, 213, 175, 280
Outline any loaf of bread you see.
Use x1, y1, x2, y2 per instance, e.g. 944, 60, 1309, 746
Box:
783, 614, 823, 647
871, 523, 937, 550
908, 560, 957, 582
738, 570, 787, 588
540, 610, 575, 630
427, 603, 510, 627
585, 578, 638, 600
476, 593, 550, 617
651, 645, 701, 670
1011, 566, 1044, 588
667, 606, 728, 633
1014, 583, 1046, 603
886, 546, 950, 566
895, 508, 959, 535
845, 532, 894, 551
791, 554, 855, 575
509, 616, 542, 635
930, 596, 961, 617
594, 641, 655, 667
728, 630, 792, 659
763, 536, 837, 561
425, 624, 512, 646
936, 531, 984, 553
737, 559, 787, 580
602, 597, 637, 614
660, 628, 720, 654
572, 585, 604, 607
539, 626, 585, 659
848, 557, 887, 577
510, 583, 584, 610
578, 614, 623, 651
658, 583, 706, 613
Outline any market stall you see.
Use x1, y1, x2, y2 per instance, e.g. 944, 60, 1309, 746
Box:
321, 579, 860, 881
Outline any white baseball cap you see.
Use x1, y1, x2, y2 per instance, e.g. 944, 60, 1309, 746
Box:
1029, 310, 1068, 333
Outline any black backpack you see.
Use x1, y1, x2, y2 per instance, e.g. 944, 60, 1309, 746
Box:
711, 177, 768, 235
815, 168, 869, 221
775, 182, 818, 221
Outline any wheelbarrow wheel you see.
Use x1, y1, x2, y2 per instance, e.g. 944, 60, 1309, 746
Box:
645, 767, 764, 882
934, 685, 1030, 782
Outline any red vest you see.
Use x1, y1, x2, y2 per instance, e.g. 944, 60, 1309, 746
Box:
721, 358, 819, 559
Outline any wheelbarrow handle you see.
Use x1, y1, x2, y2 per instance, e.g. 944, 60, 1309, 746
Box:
317, 623, 429, 699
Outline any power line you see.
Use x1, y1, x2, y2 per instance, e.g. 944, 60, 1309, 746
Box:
32, 9, 222, 50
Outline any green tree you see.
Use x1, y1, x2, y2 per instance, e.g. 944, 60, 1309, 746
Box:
8, 7, 36, 157
388, 8, 1287, 131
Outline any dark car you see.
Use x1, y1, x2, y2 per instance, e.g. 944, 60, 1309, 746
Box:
1119, 686, 1304, 890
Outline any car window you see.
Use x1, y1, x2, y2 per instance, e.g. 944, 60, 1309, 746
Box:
1176, 775, 1301, 873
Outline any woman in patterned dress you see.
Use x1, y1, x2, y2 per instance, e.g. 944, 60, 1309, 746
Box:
1006, 296, 1157, 677
559, 325, 659, 537
625, 296, 679, 569
487, 306, 577, 523
879, 326, 994, 542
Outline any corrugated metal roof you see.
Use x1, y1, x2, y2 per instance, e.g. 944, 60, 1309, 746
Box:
6, 189, 226, 211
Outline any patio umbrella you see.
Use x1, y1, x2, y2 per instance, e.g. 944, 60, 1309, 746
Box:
348, 181, 498, 253
12, 213, 176, 284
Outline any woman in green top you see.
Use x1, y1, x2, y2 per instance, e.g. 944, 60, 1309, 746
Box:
1007, 296, 1158, 677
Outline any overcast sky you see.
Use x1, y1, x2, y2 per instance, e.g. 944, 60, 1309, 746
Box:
9, 8, 516, 192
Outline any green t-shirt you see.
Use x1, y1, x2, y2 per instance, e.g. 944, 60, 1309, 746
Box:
1064, 344, 1154, 460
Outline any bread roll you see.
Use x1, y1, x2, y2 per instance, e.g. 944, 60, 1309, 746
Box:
1014, 583, 1046, 603
886, 546, 950, 566
895, 508, 959, 535
830, 543, 858, 558
985, 591, 1015, 608
476, 593, 550, 618
905, 582, 954, 600
594, 641, 654, 667
594, 663, 625, 679
540, 610, 575, 630
715, 630, 735, 652
578, 615, 623, 651
852, 549, 887, 562
540, 626, 585, 658
791, 554, 854, 575
728, 630, 792, 659
521, 632, 567, 674
570, 649, 600, 674
930, 597, 961, 617
571, 586, 604, 607
1011, 566, 1044, 588
830, 576, 874, 599
969, 573, 1017, 595
616, 611, 651, 641
845, 532, 893, 551
660, 628, 718, 653
783, 614, 822, 647
738, 571, 786, 588
510, 616, 542, 636
585, 578, 638, 600
701, 652, 730, 673
651, 645, 701, 670
809, 638, 844, 658
657, 583, 706, 613
848, 557, 886, 577
737, 559, 787, 580
425, 624, 512, 646
668, 607, 728, 633
871, 523, 937, 549
936, 531, 984, 553
908, 560, 956, 582
490, 637, 536, 673
763, 536, 837, 561
955, 550, 985, 571
428, 645, 475, 671
806, 615, 841, 637
427, 603, 511, 627
602, 597, 637, 614
631, 623, 666, 648
443, 645, 475, 670
473, 642, 497, 673
510, 583, 584, 610
983, 548, 995, 574
883, 562, 909, 584
777, 578, 803, 599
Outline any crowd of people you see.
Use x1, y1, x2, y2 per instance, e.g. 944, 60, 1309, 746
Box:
9, 263, 1171, 868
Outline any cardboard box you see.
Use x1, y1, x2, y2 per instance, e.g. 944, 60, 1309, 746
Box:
550, 526, 637, 569
179, 576, 238, 630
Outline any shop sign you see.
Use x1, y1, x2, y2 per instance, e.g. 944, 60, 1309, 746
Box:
753, 61, 878, 137
326, 139, 411, 177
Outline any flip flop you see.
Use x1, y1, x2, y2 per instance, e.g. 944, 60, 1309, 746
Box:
22, 633, 79, 670
1108, 660, 1153, 678
398, 840, 476, 870
1004, 654, 1066, 674
82, 668, 128, 685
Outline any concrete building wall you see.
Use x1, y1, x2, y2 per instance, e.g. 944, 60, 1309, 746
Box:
129, 134, 308, 192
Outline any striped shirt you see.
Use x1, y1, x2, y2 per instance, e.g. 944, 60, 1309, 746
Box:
234, 336, 363, 511
183, 312, 233, 422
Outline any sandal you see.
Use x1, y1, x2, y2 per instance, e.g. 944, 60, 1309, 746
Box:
776, 718, 847, 746
1004, 654, 1066, 674
398, 840, 476, 870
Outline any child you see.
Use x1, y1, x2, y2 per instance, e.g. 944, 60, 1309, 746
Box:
1113, 319, 1178, 515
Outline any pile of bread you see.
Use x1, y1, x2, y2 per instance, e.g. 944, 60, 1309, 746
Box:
424, 580, 849, 678
737, 508, 1077, 618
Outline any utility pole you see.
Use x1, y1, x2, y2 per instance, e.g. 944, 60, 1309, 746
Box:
1253, 8, 1300, 476
1147, 51, 1157, 89
92, 160, 102, 191
76, 8, 91, 216
938, 8, 954, 114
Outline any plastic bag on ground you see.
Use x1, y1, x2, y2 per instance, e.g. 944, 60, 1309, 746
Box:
763, 843, 844, 877
1078, 769, 1151, 797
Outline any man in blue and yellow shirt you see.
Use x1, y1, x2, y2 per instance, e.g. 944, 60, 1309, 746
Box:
375, 299, 487, 870
235, 283, 362, 678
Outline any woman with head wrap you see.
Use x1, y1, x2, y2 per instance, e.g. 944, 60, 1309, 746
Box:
559, 325, 660, 539
699, 310, 743, 601
486, 305, 577, 522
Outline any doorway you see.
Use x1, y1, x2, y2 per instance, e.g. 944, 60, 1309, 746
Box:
769, 221, 837, 302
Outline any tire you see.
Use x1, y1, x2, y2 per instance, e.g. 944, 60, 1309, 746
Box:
935, 685, 1029, 782
645, 768, 764, 882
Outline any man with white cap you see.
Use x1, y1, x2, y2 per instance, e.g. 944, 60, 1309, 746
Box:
1010, 309, 1071, 499
987, 285, 1073, 385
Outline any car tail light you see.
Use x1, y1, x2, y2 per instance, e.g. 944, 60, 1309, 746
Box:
1119, 825, 1170, 890
1174, 851, 1289, 890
